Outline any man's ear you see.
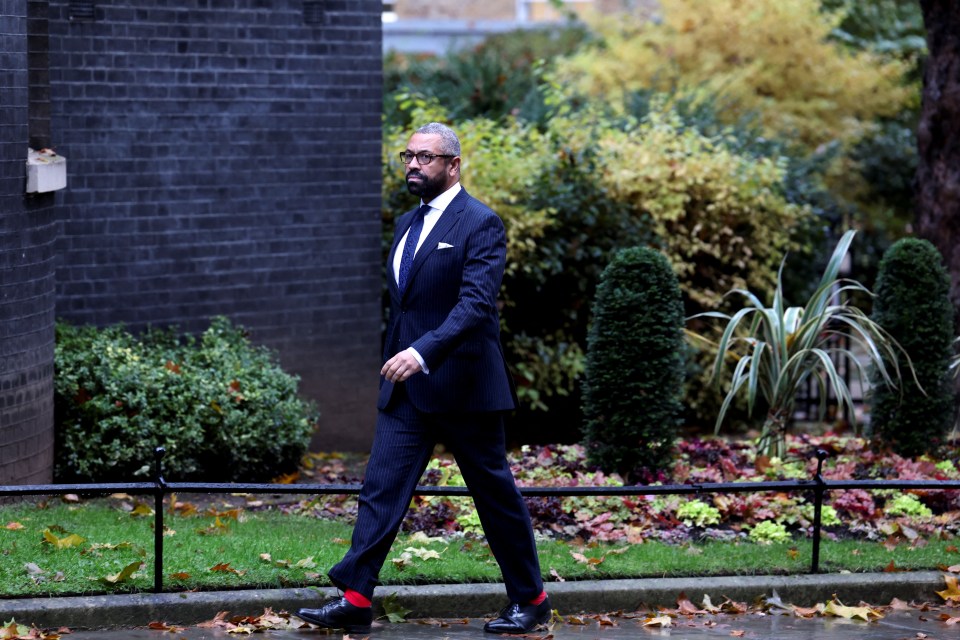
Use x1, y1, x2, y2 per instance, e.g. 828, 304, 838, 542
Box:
448, 156, 461, 178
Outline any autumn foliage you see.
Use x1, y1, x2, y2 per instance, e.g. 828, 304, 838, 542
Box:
555, 0, 912, 148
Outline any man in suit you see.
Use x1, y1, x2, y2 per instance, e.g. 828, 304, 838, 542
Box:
296, 123, 551, 634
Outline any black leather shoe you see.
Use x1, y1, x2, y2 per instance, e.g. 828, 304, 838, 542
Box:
483, 596, 552, 634
296, 596, 373, 634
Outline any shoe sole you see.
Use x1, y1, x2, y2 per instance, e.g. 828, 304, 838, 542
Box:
295, 614, 371, 634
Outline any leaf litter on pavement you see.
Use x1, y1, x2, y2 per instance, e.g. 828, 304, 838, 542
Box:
4, 574, 960, 639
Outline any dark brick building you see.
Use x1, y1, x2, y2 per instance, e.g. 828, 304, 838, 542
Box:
1, 1, 383, 484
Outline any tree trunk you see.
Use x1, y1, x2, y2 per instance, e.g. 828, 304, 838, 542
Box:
915, 0, 960, 326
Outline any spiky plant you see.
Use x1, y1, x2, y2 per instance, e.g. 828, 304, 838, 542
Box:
690, 230, 909, 458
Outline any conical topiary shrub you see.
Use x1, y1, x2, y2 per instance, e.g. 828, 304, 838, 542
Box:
869, 238, 955, 456
581, 246, 685, 479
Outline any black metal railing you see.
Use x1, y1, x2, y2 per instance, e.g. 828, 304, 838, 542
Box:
2, 447, 959, 594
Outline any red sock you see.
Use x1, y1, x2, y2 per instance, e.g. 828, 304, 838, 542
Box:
344, 589, 371, 608
529, 590, 547, 606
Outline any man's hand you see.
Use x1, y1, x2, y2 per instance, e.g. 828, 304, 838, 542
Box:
381, 351, 423, 383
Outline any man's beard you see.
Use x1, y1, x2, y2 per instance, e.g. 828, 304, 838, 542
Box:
406, 170, 444, 201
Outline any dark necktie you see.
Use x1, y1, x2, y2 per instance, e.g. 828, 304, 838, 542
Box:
398, 203, 430, 294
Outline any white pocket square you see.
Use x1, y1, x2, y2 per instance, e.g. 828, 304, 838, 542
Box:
437, 242, 454, 249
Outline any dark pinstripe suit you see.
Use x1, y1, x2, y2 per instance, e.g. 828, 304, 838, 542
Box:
327, 187, 544, 602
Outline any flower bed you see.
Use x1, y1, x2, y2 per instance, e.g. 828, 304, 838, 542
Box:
290, 435, 960, 545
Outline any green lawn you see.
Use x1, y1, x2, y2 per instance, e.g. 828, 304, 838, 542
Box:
0, 499, 952, 598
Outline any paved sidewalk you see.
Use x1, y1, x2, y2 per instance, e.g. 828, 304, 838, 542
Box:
56, 610, 960, 640
1, 572, 954, 638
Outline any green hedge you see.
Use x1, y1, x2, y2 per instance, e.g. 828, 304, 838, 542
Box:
869, 239, 955, 456
581, 247, 685, 478
54, 317, 317, 482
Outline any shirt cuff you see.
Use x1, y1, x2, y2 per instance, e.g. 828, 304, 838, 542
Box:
406, 347, 429, 375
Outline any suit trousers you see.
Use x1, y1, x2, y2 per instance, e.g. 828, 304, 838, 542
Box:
328, 383, 544, 602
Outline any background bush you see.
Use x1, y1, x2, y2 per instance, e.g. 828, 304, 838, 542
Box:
869, 239, 955, 456
54, 317, 317, 482
581, 247, 685, 479
380, 0, 922, 438
553, 0, 911, 149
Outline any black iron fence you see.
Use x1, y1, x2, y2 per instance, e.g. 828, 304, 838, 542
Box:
2, 447, 959, 594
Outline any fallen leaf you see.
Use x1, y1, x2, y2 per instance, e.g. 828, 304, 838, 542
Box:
381, 592, 411, 623
792, 604, 824, 618
170, 572, 191, 580
209, 563, 245, 576
677, 592, 703, 615
937, 575, 960, 603
823, 598, 882, 621
42, 529, 86, 549
130, 502, 154, 517
273, 471, 299, 484
197, 611, 231, 628
4, 522, 24, 531
939, 613, 960, 625
549, 568, 565, 582
643, 615, 673, 627
701, 595, 721, 614
102, 561, 142, 584
596, 614, 617, 626
197, 517, 230, 536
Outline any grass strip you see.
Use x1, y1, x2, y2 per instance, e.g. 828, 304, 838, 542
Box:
0, 500, 952, 598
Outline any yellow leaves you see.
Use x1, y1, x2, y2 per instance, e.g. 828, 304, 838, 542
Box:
642, 614, 673, 627
272, 471, 299, 484
41, 528, 85, 550
0, 620, 34, 640
937, 575, 960, 604
196, 516, 230, 536
4, 522, 24, 531
823, 598, 883, 622
102, 561, 142, 584
391, 545, 445, 570
129, 502, 154, 518
556, 0, 910, 148
594, 108, 806, 311
194, 609, 300, 634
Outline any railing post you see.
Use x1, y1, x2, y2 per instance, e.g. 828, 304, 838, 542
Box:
153, 447, 167, 593
810, 448, 828, 574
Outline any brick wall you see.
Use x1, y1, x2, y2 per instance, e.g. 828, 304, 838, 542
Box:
48, 1, 383, 451
0, 2, 57, 485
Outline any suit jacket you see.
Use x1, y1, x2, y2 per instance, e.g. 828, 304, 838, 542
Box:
378, 187, 518, 414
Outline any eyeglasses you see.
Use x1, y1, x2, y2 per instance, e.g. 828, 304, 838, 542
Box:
399, 151, 455, 165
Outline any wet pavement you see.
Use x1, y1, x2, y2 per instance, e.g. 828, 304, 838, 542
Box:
53, 608, 960, 640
